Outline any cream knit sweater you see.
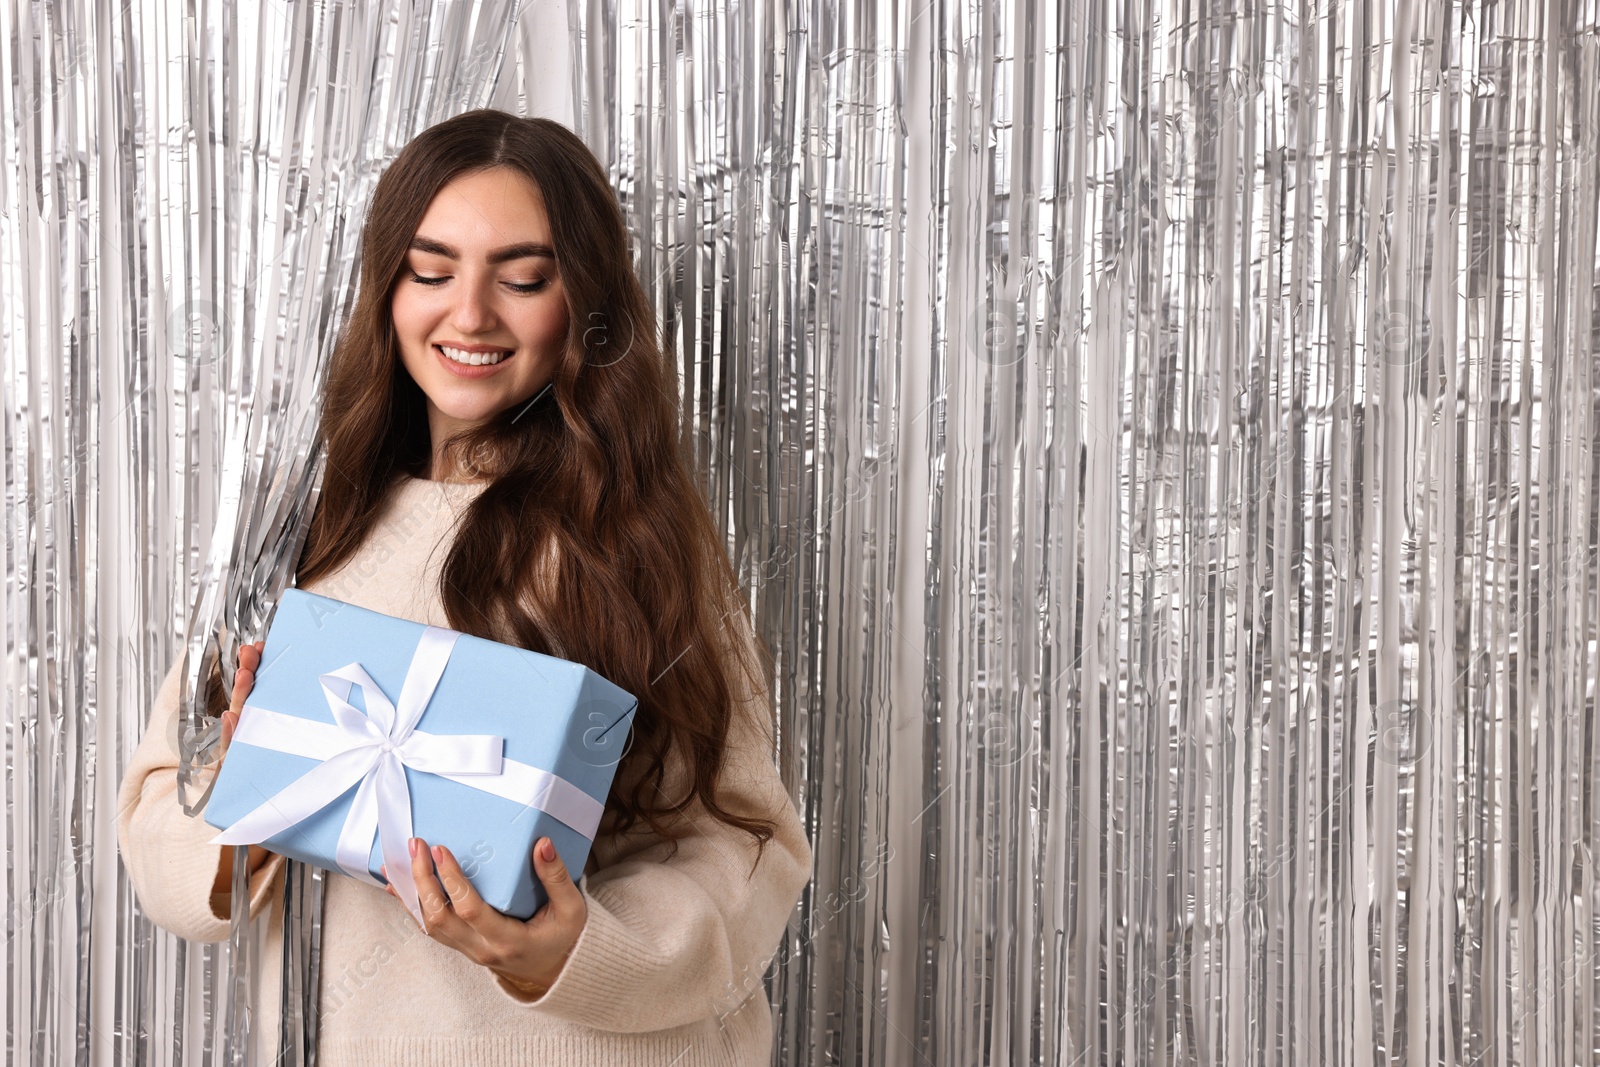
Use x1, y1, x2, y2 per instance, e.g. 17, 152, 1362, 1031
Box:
116, 475, 813, 1066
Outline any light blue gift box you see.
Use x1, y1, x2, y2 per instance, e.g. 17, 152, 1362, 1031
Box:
203, 587, 637, 920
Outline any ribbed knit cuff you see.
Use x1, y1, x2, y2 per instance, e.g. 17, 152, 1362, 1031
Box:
494, 896, 647, 1026
124, 780, 283, 942
209, 849, 285, 922
161, 828, 233, 941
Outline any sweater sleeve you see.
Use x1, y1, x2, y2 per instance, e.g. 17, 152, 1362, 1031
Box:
493, 611, 814, 1031
116, 652, 287, 943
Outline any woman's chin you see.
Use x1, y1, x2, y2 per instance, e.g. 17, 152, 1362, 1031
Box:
424, 393, 512, 427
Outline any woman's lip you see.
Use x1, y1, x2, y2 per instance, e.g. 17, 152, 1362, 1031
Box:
435, 341, 514, 354
434, 343, 516, 378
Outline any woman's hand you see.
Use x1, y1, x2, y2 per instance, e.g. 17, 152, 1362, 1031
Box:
209, 640, 275, 896
381, 835, 587, 998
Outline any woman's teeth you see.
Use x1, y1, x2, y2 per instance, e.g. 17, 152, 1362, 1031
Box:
439, 345, 511, 366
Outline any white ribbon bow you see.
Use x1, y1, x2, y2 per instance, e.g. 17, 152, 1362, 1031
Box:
210, 625, 603, 926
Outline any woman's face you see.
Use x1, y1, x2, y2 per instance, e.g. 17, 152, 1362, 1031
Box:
392, 165, 569, 447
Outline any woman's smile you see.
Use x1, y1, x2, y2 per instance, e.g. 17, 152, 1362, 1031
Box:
435, 341, 517, 375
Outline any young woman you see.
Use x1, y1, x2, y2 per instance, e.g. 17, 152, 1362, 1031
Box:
117, 110, 813, 1065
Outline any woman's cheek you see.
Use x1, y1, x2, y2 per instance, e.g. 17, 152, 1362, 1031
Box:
391, 288, 441, 340
536, 305, 571, 348
389, 297, 419, 349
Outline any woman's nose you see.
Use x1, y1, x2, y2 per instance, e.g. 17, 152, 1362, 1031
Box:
448, 279, 497, 334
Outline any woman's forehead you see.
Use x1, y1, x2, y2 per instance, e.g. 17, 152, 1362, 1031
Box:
415, 166, 553, 250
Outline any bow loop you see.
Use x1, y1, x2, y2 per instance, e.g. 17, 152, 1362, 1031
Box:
321, 662, 400, 739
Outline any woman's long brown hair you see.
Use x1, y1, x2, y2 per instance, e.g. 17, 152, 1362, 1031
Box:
289, 110, 778, 857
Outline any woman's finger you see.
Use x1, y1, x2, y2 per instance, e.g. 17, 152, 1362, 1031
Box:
212, 641, 266, 775
224, 642, 267, 741
229, 653, 256, 711
409, 837, 467, 939
429, 843, 503, 931
531, 837, 585, 923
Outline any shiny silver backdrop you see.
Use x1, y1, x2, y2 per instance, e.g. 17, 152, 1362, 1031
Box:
2, 1, 1597, 1066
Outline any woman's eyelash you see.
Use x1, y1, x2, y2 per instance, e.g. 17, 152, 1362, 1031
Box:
407, 271, 548, 294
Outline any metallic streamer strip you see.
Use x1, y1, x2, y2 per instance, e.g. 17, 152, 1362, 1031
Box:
2, 3, 517, 1065
565, 1, 1600, 1065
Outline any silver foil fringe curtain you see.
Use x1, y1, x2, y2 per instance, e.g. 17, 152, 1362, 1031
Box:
4, 1, 1600, 1066
570, 0, 1600, 1063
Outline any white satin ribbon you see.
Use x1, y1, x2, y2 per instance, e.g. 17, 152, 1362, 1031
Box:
209, 625, 605, 926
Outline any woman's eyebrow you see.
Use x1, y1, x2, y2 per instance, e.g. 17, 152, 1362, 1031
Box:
487, 242, 555, 264
409, 235, 555, 264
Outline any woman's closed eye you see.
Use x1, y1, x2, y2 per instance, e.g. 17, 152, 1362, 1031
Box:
406, 271, 551, 294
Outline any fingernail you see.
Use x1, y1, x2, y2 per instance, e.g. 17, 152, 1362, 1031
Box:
539, 839, 555, 862
409, 838, 420, 858
380, 864, 387, 879
432, 845, 444, 864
